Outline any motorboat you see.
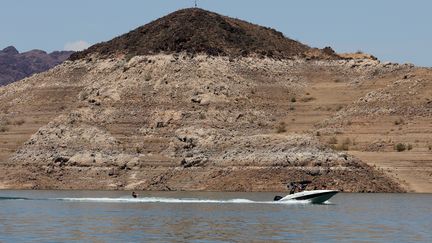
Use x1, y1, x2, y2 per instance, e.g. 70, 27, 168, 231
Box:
273, 180, 338, 204
273, 189, 338, 204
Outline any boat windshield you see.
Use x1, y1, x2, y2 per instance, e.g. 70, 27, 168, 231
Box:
287, 180, 312, 193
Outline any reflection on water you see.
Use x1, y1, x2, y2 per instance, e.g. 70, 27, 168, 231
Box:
0, 191, 431, 242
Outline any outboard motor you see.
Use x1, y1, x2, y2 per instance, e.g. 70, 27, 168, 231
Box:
273, 195, 283, 201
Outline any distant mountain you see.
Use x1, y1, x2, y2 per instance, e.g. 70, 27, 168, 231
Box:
0, 46, 73, 86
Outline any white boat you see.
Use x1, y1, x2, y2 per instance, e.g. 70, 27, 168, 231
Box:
274, 189, 338, 204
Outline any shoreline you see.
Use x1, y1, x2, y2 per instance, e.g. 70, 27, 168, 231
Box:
0, 187, 429, 193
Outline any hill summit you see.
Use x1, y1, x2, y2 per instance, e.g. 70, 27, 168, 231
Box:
70, 8, 336, 60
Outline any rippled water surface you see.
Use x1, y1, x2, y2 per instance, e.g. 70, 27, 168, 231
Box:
0, 191, 430, 242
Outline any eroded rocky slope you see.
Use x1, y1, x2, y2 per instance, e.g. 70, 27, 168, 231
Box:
0, 55, 404, 192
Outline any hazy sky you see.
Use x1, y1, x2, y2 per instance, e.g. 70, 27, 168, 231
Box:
1, 0, 431, 66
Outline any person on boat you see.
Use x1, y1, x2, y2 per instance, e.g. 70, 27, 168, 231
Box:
132, 191, 138, 198
299, 183, 307, 192
288, 182, 297, 194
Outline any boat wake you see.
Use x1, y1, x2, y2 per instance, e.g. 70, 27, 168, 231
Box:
52, 197, 310, 204
1, 196, 317, 204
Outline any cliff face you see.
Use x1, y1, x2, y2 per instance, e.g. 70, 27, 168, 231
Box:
0, 46, 73, 86
1, 8, 429, 192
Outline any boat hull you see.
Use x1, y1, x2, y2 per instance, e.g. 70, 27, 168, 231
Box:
278, 190, 338, 204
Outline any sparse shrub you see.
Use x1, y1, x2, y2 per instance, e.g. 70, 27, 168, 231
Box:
333, 144, 346, 151
394, 118, 404, 125
316, 131, 321, 136
136, 147, 142, 154
125, 53, 135, 62
2, 119, 10, 126
12, 119, 25, 126
333, 138, 351, 151
300, 97, 316, 102
199, 113, 206, 120
289, 106, 295, 111
290, 97, 296, 103
356, 50, 363, 54
407, 144, 413, 151
276, 122, 287, 133
0, 126, 8, 133
371, 69, 380, 76
394, 143, 406, 152
328, 136, 338, 145
341, 138, 351, 151
428, 145, 432, 151
144, 73, 152, 81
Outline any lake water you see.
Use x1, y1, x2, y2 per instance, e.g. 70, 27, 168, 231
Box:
0, 190, 430, 242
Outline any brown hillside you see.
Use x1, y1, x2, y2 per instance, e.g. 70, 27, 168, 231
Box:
2, 9, 430, 193
70, 8, 336, 60
0, 55, 406, 192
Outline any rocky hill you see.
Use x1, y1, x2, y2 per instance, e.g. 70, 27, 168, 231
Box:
1, 8, 430, 192
0, 46, 73, 86
70, 8, 337, 61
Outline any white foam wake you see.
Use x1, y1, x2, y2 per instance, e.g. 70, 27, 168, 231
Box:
53, 197, 309, 204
